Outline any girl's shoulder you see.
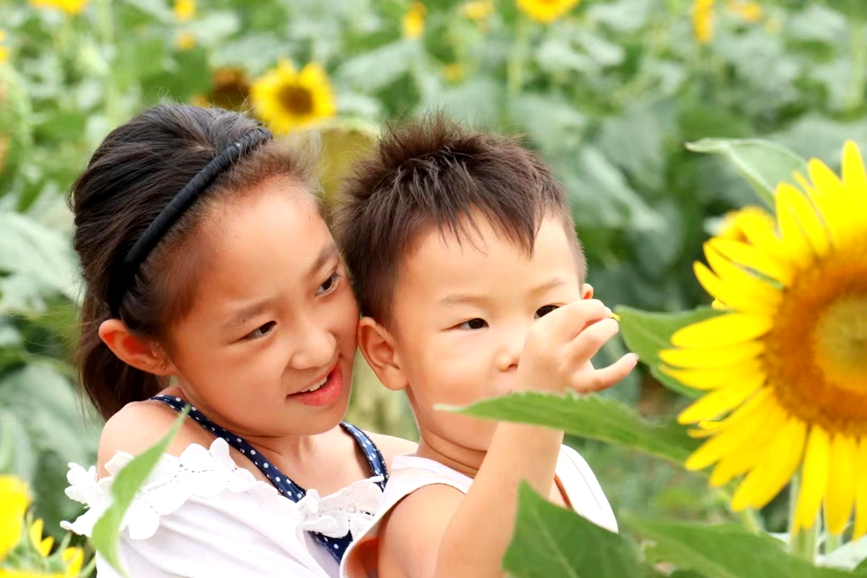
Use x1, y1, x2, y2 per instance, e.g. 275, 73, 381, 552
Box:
97, 398, 215, 478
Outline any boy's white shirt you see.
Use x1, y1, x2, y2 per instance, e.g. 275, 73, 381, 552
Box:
340, 444, 618, 578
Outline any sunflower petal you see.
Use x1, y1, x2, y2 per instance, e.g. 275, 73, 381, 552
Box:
707, 239, 794, 286
659, 339, 765, 369
807, 158, 853, 243
776, 183, 831, 259
678, 372, 765, 424
694, 262, 779, 316
684, 388, 779, 471
710, 434, 765, 487
731, 415, 806, 511
661, 360, 764, 391
841, 140, 867, 234
825, 433, 858, 535
671, 313, 773, 349
853, 439, 867, 540
793, 425, 830, 531
704, 243, 784, 307
736, 206, 788, 259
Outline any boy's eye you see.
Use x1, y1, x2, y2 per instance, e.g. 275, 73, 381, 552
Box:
535, 305, 559, 319
458, 318, 488, 330
245, 321, 276, 340
315, 271, 341, 296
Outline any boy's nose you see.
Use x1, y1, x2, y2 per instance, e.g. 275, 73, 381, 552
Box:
495, 330, 524, 372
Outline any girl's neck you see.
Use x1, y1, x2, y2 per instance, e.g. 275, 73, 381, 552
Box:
162, 385, 319, 463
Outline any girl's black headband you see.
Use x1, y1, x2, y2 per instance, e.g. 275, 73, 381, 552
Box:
107, 128, 273, 317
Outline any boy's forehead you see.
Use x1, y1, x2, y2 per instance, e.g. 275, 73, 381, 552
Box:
394, 212, 582, 299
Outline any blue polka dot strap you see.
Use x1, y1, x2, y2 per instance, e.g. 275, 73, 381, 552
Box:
150, 394, 388, 562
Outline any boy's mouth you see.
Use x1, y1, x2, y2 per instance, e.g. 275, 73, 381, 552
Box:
289, 364, 344, 406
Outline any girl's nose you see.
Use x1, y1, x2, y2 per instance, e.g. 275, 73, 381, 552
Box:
289, 319, 337, 371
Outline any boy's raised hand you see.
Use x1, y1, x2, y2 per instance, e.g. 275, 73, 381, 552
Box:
518, 299, 638, 394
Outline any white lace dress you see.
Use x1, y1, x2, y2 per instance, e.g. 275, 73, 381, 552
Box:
62, 438, 383, 578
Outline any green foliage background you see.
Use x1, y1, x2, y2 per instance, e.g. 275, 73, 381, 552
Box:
2, 0, 867, 573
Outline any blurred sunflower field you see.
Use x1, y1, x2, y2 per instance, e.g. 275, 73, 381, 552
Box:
1, 0, 867, 575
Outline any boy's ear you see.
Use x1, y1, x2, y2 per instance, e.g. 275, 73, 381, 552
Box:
357, 317, 407, 392
581, 283, 594, 300
98, 319, 176, 376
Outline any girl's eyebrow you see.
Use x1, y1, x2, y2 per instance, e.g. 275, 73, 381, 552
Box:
307, 243, 339, 277
222, 244, 340, 332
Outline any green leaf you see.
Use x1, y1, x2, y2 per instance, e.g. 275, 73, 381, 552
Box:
335, 40, 421, 93
822, 0, 867, 21
628, 517, 854, 578
686, 139, 807, 207
91, 408, 189, 576
0, 212, 78, 303
503, 482, 656, 578
616, 306, 722, 398
855, 555, 867, 573
447, 391, 700, 465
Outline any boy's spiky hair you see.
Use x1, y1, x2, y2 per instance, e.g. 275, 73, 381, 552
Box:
333, 115, 585, 326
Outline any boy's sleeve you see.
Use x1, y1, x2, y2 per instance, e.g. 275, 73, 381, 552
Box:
557, 444, 619, 533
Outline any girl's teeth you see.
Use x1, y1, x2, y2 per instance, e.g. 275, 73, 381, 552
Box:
302, 375, 329, 393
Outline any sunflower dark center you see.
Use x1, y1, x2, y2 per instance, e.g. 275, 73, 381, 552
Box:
278, 85, 314, 116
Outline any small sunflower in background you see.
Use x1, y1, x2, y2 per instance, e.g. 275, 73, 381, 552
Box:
198, 68, 252, 111
251, 61, 336, 135
661, 140, 867, 537
29, 0, 88, 15
692, 0, 762, 44
0, 476, 30, 560
174, 0, 195, 23
462, 0, 494, 20
516, 0, 579, 23
692, 0, 715, 44
403, 2, 426, 40
0, 31, 9, 64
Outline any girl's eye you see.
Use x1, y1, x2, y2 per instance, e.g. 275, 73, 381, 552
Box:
315, 271, 341, 296
458, 318, 488, 330
245, 321, 276, 340
535, 305, 559, 319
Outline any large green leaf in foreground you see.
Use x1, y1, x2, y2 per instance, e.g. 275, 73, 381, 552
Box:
629, 517, 855, 578
91, 407, 189, 576
616, 306, 721, 399
447, 391, 699, 465
504, 484, 857, 578
503, 483, 658, 578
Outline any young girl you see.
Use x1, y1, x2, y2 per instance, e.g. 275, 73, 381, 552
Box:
61, 104, 415, 577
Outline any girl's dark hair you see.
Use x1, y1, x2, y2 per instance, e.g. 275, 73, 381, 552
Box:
70, 104, 317, 420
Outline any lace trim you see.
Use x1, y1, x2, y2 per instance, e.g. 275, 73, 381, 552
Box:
61, 438, 384, 541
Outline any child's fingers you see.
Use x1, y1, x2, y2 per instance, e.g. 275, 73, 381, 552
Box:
537, 299, 610, 343
572, 353, 639, 393
564, 317, 621, 363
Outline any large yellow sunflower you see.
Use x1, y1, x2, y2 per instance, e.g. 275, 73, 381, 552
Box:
661, 140, 867, 537
516, 0, 579, 23
250, 61, 336, 135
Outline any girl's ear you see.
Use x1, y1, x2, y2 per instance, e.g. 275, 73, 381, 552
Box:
98, 319, 176, 376
357, 317, 408, 392
581, 283, 594, 300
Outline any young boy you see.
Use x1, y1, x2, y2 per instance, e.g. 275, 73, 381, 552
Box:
334, 117, 637, 578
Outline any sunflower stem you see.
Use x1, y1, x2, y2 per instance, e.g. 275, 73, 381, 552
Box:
846, 20, 867, 112
507, 17, 530, 94
788, 474, 818, 563
738, 507, 764, 534
824, 531, 843, 556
